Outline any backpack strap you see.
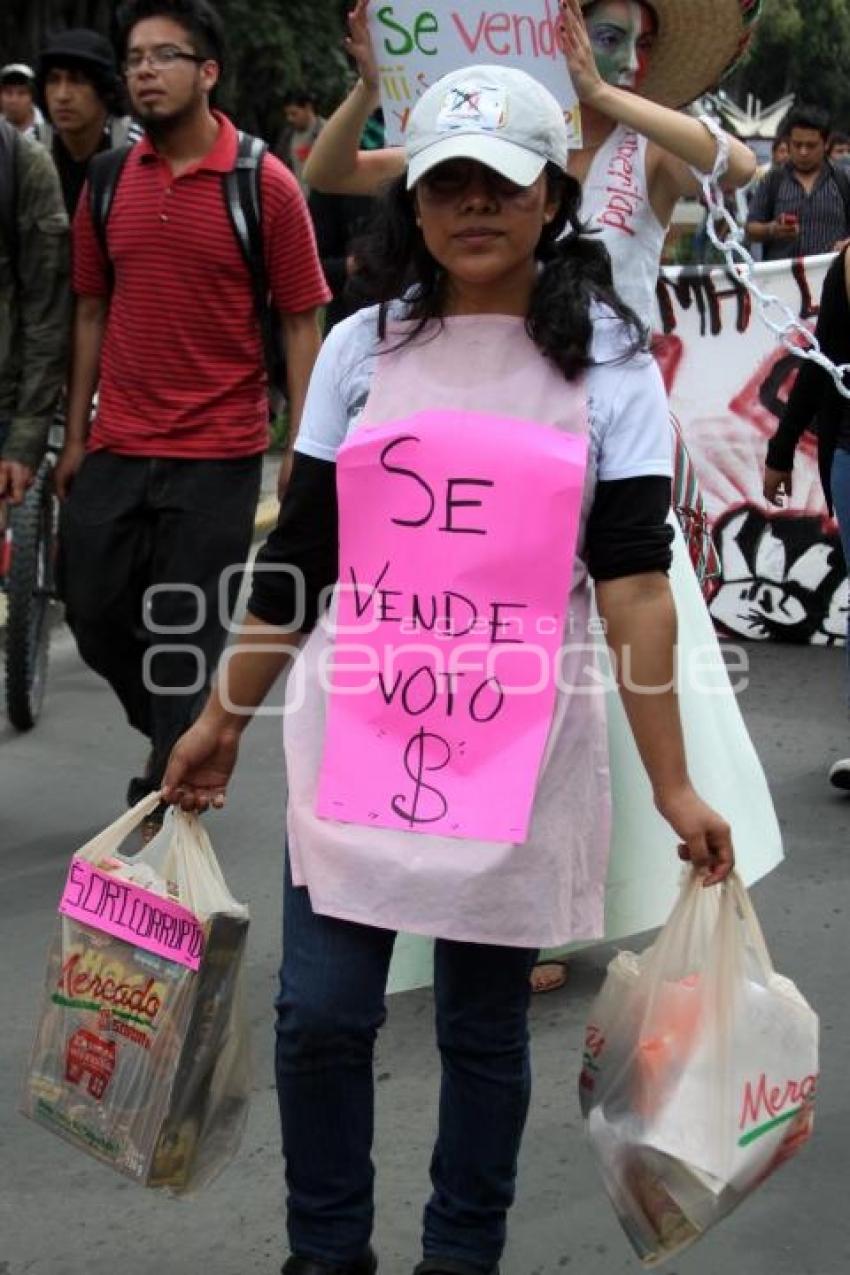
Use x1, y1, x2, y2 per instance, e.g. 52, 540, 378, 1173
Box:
0, 118, 18, 261
87, 144, 133, 267
222, 131, 277, 384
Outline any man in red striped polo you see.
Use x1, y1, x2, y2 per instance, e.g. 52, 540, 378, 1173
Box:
55, 0, 330, 829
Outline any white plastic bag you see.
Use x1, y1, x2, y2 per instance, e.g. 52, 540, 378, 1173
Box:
22, 793, 250, 1194
580, 871, 818, 1266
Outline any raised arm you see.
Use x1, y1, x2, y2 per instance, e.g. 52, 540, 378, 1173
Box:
558, 0, 756, 203
303, 0, 405, 196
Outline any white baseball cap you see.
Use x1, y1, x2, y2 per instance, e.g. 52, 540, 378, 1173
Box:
0, 62, 36, 85
406, 65, 568, 191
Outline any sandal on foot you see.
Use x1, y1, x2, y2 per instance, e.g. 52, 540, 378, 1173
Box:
530, 960, 569, 994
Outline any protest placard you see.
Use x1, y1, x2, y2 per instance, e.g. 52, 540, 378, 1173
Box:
369, 0, 581, 146
316, 409, 588, 843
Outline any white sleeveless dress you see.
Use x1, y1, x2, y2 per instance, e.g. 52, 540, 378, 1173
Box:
581, 126, 666, 328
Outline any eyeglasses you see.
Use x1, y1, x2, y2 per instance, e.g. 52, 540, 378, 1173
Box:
123, 45, 207, 74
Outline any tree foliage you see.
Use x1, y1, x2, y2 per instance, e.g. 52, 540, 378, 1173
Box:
733, 0, 850, 126
0, 0, 354, 139
215, 0, 352, 137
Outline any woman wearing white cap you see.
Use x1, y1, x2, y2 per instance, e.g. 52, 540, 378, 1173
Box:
301, 0, 774, 998
164, 65, 733, 1275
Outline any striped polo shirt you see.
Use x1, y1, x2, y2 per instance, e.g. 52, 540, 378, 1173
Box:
749, 161, 850, 261
73, 111, 331, 458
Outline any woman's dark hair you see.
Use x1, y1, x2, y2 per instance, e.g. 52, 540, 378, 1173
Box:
117, 0, 225, 74
352, 163, 646, 381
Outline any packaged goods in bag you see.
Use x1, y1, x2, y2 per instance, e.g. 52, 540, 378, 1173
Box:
580, 871, 818, 1266
21, 794, 250, 1193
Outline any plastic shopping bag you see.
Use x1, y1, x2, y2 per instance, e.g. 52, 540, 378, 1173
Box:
21, 792, 250, 1194
580, 871, 818, 1266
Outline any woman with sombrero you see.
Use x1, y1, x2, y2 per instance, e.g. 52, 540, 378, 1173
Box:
556, 0, 758, 323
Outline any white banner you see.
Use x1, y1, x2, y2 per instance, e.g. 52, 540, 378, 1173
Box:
655, 253, 847, 647
369, 0, 581, 146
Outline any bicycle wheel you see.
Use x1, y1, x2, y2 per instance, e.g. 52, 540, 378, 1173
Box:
5, 461, 57, 730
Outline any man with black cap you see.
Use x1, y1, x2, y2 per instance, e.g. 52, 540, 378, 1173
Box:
0, 64, 46, 142
37, 28, 141, 216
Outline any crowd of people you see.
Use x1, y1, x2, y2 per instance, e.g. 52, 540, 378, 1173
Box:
0, 0, 846, 1272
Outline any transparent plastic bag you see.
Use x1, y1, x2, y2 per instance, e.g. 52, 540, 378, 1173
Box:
580, 871, 818, 1266
21, 792, 250, 1194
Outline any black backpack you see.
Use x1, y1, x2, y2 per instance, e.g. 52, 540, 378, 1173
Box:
87, 131, 282, 392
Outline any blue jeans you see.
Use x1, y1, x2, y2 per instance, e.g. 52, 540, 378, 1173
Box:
832, 447, 850, 689
275, 855, 538, 1270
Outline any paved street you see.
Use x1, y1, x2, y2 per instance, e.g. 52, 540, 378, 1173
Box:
1, 628, 849, 1275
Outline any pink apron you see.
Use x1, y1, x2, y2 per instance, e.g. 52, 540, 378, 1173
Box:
283, 315, 611, 948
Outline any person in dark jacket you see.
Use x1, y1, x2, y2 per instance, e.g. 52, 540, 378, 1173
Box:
0, 119, 70, 503
764, 245, 850, 790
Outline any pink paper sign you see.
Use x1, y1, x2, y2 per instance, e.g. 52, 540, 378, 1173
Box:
316, 409, 588, 843
59, 857, 205, 971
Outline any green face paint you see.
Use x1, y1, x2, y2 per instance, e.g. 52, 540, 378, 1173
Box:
585, 0, 656, 91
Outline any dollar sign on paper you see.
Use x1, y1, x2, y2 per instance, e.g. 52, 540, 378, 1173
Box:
391, 728, 451, 827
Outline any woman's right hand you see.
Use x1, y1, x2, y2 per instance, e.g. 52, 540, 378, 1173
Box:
655, 784, 734, 888
763, 465, 793, 506
162, 716, 242, 813
54, 440, 87, 502
557, 0, 608, 106
345, 0, 380, 93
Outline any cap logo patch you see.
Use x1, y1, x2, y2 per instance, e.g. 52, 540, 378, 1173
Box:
436, 84, 507, 134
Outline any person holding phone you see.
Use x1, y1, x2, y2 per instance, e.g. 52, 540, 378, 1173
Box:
747, 104, 850, 259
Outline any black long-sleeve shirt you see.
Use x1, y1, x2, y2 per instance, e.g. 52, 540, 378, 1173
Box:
766, 246, 850, 512
248, 454, 673, 632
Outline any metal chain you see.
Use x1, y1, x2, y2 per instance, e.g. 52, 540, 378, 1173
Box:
693, 115, 850, 400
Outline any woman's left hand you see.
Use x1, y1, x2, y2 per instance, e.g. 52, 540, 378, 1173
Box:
345, 0, 380, 93
557, 0, 607, 105
655, 784, 735, 887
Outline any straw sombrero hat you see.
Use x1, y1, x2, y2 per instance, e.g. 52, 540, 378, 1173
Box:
581, 0, 762, 109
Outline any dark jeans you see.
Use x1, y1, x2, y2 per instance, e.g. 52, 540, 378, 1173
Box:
275, 855, 538, 1271
58, 450, 262, 786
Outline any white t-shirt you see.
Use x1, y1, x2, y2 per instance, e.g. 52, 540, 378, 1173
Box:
295, 302, 673, 485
